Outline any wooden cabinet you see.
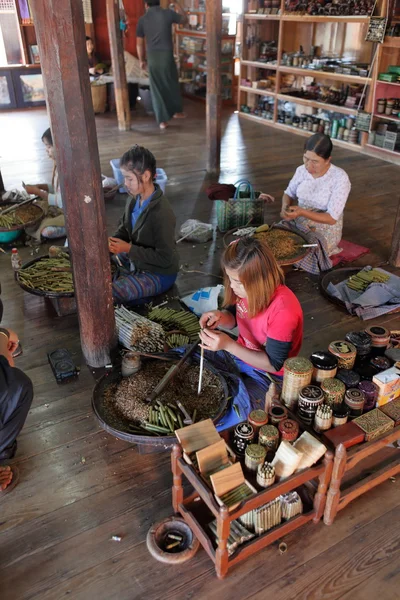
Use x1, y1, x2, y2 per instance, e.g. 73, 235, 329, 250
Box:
171, 442, 334, 578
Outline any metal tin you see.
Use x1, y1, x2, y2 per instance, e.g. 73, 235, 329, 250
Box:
268, 404, 288, 426
259, 424, 279, 451
358, 380, 378, 412
332, 405, 349, 427
245, 444, 267, 472
282, 357, 313, 409
344, 388, 365, 418
321, 378, 346, 408
336, 369, 361, 389
233, 422, 255, 456
278, 418, 300, 442
310, 351, 338, 382
298, 384, 324, 425
328, 340, 357, 370
248, 409, 268, 436
256, 463, 275, 488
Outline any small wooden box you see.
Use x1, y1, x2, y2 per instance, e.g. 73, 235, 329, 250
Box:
353, 409, 395, 442
322, 421, 365, 449
379, 399, 400, 426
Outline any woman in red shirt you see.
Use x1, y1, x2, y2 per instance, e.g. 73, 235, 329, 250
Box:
200, 237, 303, 424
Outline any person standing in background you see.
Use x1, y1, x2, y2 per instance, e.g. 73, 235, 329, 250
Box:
136, 0, 188, 130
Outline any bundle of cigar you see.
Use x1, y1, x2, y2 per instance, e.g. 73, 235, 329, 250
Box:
219, 482, 254, 507
208, 519, 254, 556
253, 497, 281, 535
280, 491, 303, 520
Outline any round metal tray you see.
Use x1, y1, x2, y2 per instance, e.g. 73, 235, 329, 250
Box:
320, 267, 400, 315
223, 224, 311, 266
0, 203, 44, 232
92, 356, 230, 450
15, 252, 74, 299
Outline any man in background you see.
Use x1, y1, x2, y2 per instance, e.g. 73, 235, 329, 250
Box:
137, 0, 188, 130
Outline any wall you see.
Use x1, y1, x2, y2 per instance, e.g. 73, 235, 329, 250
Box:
91, 0, 144, 61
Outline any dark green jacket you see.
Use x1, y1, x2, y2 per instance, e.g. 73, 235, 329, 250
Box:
113, 185, 179, 275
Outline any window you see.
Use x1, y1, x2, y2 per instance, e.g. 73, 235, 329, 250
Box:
0, 0, 24, 66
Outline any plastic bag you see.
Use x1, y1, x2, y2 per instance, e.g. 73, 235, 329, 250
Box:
181, 284, 224, 316
102, 175, 118, 189
178, 219, 213, 244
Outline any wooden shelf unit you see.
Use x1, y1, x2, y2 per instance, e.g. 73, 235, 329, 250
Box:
171, 442, 334, 579
324, 424, 400, 525
239, 1, 400, 164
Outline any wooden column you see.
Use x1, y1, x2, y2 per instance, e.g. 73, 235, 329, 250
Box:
206, 0, 222, 173
106, 0, 131, 131
0, 169, 5, 194
390, 198, 400, 267
30, 0, 116, 368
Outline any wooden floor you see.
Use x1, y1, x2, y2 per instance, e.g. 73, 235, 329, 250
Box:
0, 102, 399, 600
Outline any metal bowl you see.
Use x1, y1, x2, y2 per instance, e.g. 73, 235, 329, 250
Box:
92, 355, 230, 451
15, 252, 74, 299
0, 203, 44, 232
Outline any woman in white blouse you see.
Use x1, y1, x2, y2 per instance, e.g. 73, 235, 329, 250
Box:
279, 133, 351, 256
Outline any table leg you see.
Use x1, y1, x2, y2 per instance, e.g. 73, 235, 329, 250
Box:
313, 449, 334, 523
171, 444, 184, 514
215, 506, 230, 579
324, 443, 347, 526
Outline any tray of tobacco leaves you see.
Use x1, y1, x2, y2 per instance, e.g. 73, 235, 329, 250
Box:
223, 224, 311, 266
0, 202, 44, 232
92, 355, 230, 450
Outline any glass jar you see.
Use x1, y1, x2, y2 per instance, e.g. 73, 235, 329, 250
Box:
377, 98, 386, 114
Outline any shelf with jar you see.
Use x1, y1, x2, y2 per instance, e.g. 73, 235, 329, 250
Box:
238, 0, 400, 163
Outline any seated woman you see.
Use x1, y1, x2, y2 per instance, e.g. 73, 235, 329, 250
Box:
86, 36, 105, 75
108, 145, 179, 306
199, 237, 303, 427
23, 128, 66, 241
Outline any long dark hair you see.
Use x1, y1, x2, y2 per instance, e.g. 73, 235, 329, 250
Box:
41, 127, 53, 146
120, 145, 157, 182
304, 133, 332, 160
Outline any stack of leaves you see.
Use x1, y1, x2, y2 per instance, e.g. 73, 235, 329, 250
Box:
346, 268, 390, 292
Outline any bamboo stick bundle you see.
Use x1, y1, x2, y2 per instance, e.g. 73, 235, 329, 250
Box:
115, 306, 165, 353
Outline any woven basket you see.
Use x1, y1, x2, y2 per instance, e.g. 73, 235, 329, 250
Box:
216, 179, 264, 232
91, 83, 107, 114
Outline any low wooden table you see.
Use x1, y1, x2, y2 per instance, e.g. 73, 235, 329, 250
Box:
324, 424, 400, 525
172, 443, 333, 579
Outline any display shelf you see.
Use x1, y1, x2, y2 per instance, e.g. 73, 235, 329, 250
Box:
241, 60, 278, 70
279, 66, 372, 85
282, 14, 370, 23
176, 29, 235, 39
365, 143, 400, 157
376, 80, 400, 87
244, 13, 281, 20
373, 113, 400, 123
239, 112, 274, 124
172, 441, 334, 579
277, 93, 358, 115
276, 122, 363, 150
324, 424, 400, 525
383, 36, 400, 48
240, 86, 276, 97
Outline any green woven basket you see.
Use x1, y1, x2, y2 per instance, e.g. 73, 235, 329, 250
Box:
216, 180, 264, 232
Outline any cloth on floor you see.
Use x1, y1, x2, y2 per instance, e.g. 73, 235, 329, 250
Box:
206, 183, 236, 201
277, 220, 333, 274
327, 266, 400, 320
330, 239, 370, 267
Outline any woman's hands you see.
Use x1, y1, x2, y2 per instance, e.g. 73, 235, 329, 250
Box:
199, 310, 222, 330
259, 193, 275, 203
282, 205, 303, 220
108, 237, 132, 254
23, 184, 42, 196
199, 328, 233, 352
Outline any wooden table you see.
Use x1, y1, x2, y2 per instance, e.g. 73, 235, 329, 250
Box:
324, 424, 400, 525
172, 443, 333, 579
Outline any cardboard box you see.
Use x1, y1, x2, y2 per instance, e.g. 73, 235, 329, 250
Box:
373, 366, 400, 406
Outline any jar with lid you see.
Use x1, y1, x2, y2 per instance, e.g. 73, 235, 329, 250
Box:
358, 380, 378, 411
278, 418, 300, 442
328, 340, 357, 370
344, 388, 365, 418
298, 384, 324, 425
385, 99, 395, 115
11, 248, 22, 271
245, 443, 267, 472
332, 405, 349, 427
282, 357, 313, 409
248, 409, 268, 437
321, 378, 346, 408
377, 98, 386, 114
335, 368, 360, 389
345, 330, 372, 363
365, 326, 390, 356
259, 424, 279, 451
232, 422, 254, 456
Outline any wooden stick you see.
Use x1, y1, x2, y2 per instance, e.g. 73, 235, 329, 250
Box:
198, 345, 204, 395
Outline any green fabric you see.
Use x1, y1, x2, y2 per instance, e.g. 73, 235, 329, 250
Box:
113, 184, 179, 275
147, 51, 183, 124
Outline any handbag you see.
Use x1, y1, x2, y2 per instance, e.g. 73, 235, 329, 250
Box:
216, 179, 264, 232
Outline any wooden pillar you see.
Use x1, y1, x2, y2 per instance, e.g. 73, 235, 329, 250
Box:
106, 0, 131, 131
30, 0, 116, 368
0, 169, 5, 194
206, 0, 222, 174
390, 198, 400, 267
